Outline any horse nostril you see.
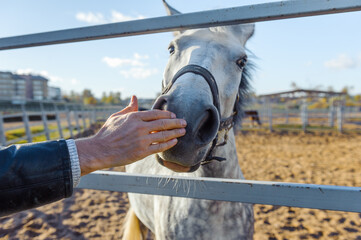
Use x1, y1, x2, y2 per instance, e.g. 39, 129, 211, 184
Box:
195, 107, 219, 145
152, 95, 168, 110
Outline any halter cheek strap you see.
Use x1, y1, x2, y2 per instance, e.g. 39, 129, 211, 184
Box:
161, 64, 238, 165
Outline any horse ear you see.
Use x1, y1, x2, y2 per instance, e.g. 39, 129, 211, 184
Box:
162, 0, 181, 15
226, 24, 255, 46
162, 0, 183, 36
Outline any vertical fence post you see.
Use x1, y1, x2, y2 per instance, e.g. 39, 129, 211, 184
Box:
21, 104, 32, 143
260, 99, 265, 129
301, 100, 308, 132
0, 112, 7, 146
87, 108, 92, 125
329, 104, 335, 128
81, 106, 87, 129
54, 103, 63, 139
74, 106, 81, 134
337, 104, 343, 133
267, 100, 273, 131
65, 105, 74, 138
103, 109, 107, 120
94, 109, 97, 122
40, 102, 50, 140
91, 109, 95, 123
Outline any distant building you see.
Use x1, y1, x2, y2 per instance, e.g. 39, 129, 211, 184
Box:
0, 71, 60, 101
48, 86, 62, 100
0, 72, 26, 100
24, 75, 48, 100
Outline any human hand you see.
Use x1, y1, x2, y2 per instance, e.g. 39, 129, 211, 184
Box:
75, 95, 186, 176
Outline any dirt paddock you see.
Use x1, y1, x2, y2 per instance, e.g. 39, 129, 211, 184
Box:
0, 130, 360, 239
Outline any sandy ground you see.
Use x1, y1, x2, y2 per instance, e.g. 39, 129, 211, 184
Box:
237, 131, 361, 240
0, 130, 360, 239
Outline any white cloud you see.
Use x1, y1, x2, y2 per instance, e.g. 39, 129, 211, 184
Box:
103, 53, 157, 79
111, 11, 145, 23
39, 70, 64, 83
134, 53, 149, 60
120, 68, 158, 79
324, 54, 358, 70
102, 53, 149, 68
16, 69, 64, 83
102, 56, 145, 68
15, 68, 33, 75
76, 10, 144, 25
76, 12, 106, 24
71, 78, 80, 85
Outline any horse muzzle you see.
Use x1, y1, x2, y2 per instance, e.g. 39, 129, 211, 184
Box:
153, 92, 219, 172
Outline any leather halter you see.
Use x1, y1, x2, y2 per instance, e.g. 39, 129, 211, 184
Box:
161, 64, 237, 165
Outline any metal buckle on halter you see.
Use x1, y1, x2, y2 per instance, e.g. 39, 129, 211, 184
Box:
217, 115, 235, 147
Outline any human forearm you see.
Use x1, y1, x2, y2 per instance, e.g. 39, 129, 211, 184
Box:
0, 140, 73, 217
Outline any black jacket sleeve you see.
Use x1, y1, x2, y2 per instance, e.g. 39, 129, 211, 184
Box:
0, 140, 73, 217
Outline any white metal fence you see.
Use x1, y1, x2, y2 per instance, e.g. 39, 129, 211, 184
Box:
0, 100, 122, 146
1, 0, 361, 213
242, 104, 361, 133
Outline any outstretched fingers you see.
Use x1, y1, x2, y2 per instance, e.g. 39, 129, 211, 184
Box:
149, 128, 186, 143
148, 138, 178, 154
146, 127, 186, 154
137, 110, 176, 121
147, 118, 187, 132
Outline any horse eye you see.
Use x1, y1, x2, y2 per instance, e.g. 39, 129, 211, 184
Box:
168, 45, 175, 55
236, 56, 247, 69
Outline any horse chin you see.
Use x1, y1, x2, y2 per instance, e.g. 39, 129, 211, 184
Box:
156, 154, 201, 173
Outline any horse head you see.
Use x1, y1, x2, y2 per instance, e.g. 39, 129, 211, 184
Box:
153, 0, 254, 172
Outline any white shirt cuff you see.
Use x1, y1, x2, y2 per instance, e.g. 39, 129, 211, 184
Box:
66, 139, 81, 188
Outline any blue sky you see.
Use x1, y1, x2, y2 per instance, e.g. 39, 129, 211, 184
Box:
1, 0, 361, 98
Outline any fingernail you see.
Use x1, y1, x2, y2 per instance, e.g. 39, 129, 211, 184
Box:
180, 119, 187, 126
171, 138, 178, 144
171, 113, 176, 119
179, 128, 186, 134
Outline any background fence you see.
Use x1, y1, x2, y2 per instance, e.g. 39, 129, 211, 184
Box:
2, 98, 360, 147
242, 103, 361, 133
0, 99, 123, 146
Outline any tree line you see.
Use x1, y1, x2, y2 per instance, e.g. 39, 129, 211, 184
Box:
63, 89, 122, 105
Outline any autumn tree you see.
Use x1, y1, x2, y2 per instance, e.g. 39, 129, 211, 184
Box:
82, 89, 97, 105
101, 91, 121, 105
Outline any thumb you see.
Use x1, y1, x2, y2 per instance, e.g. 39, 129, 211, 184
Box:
120, 95, 138, 114
128, 95, 138, 111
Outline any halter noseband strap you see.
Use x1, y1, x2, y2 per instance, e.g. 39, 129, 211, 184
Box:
162, 64, 237, 165
162, 65, 221, 118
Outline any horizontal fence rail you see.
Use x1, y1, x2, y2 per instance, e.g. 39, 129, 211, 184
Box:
78, 171, 361, 213
1, 0, 361, 50
0, 100, 125, 146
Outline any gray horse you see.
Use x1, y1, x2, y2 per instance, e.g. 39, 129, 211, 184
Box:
124, 1, 255, 239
